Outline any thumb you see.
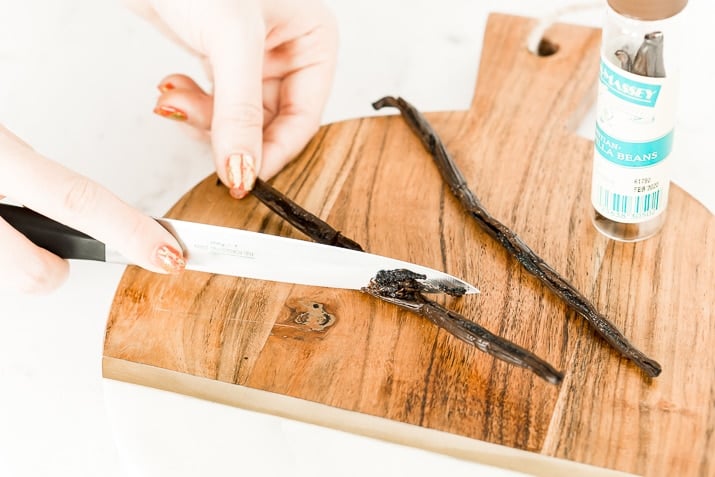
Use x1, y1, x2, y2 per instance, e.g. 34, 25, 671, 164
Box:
208, 13, 265, 199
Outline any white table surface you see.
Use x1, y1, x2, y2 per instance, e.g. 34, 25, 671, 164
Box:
1, 1, 712, 476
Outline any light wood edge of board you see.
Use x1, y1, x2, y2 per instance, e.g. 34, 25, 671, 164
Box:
103, 357, 639, 477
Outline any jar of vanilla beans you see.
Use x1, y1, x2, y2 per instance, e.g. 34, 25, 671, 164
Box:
591, 0, 688, 241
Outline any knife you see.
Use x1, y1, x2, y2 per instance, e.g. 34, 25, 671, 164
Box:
0, 203, 478, 294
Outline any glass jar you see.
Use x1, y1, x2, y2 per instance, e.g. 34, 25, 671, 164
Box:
590, 0, 688, 241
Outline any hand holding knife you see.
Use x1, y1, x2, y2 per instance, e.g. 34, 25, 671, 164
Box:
0, 203, 478, 295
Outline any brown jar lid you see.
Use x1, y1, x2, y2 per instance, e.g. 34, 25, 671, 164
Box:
608, 0, 687, 20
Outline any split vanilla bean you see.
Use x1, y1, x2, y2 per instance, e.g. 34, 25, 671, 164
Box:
372, 95, 661, 378
364, 270, 563, 385
242, 179, 564, 384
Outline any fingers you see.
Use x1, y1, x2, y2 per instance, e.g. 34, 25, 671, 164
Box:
146, 0, 338, 188
0, 217, 69, 294
0, 126, 186, 285
205, 7, 266, 199
154, 74, 213, 130
157, 73, 206, 94
261, 58, 336, 179
153, 8, 267, 200
251, 12, 338, 179
154, 73, 282, 130
153, 68, 328, 182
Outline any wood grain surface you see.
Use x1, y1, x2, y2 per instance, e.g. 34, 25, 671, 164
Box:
103, 14, 715, 477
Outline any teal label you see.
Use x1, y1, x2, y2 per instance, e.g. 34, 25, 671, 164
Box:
595, 124, 673, 167
600, 59, 661, 107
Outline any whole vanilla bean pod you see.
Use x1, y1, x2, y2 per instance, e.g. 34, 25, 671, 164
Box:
243, 180, 563, 384
372, 96, 661, 378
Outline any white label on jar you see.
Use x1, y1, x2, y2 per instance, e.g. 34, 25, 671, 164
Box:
591, 55, 677, 224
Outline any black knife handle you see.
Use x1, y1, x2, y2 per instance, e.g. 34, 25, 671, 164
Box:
0, 203, 106, 261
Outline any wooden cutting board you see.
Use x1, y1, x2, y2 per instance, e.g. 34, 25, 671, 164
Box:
103, 13, 715, 477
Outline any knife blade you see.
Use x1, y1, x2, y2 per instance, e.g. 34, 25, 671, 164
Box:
0, 204, 478, 294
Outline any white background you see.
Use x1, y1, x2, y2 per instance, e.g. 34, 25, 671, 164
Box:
0, 1, 712, 476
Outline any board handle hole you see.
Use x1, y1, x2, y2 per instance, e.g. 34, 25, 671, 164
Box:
536, 37, 559, 57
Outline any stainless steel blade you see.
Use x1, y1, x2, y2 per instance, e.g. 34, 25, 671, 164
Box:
156, 218, 478, 294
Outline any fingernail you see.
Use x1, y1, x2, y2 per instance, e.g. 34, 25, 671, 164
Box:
154, 245, 186, 274
157, 82, 175, 93
226, 154, 256, 199
153, 105, 187, 121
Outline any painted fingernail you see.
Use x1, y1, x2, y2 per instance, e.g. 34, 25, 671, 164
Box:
226, 153, 256, 199
153, 105, 187, 121
157, 82, 175, 93
154, 245, 186, 274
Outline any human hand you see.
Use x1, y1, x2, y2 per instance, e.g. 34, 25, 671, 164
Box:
0, 126, 186, 293
125, 0, 338, 198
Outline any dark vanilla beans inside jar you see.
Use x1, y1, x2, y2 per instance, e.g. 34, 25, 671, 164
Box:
590, 0, 687, 242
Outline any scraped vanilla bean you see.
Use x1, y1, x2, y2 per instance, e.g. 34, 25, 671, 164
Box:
241, 179, 563, 384
372, 96, 661, 378
373, 269, 468, 297
364, 270, 563, 385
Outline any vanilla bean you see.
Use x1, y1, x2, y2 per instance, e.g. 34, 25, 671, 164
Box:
372, 95, 661, 378
245, 180, 563, 384
364, 270, 563, 384
251, 179, 363, 251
